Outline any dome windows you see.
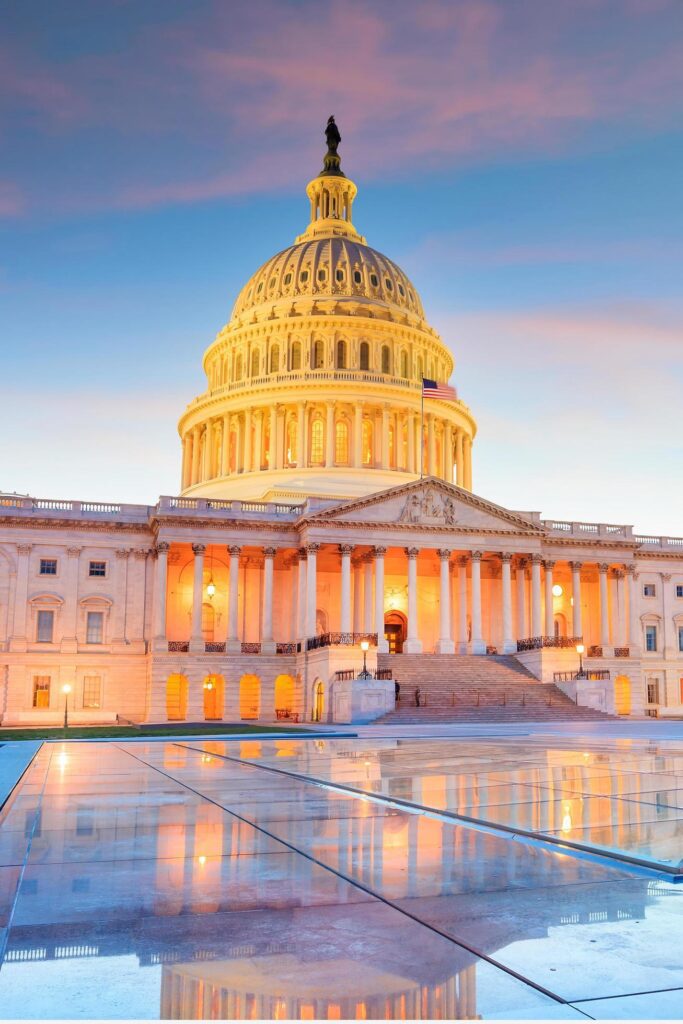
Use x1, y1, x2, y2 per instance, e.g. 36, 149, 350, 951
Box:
269, 345, 280, 373
335, 420, 349, 465
398, 283, 405, 297
317, 268, 327, 282
291, 341, 302, 370
353, 270, 362, 284
359, 341, 370, 371
310, 418, 324, 465
381, 345, 391, 374
336, 339, 347, 369
257, 282, 264, 294
269, 277, 276, 288
335, 268, 344, 283
300, 270, 309, 283
370, 273, 379, 287
251, 350, 260, 377
284, 273, 292, 285
385, 278, 393, 291
313, 339, 325, 369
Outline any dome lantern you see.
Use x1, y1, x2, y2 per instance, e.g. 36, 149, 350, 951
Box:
296, 116, 365, 244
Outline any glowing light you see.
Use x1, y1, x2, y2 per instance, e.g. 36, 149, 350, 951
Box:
56, 751, 69, 771
552, 584, 563, 597
360, 640, 370, 652
576, 643, 585, 655
62, 683, 72, 695
206, 578, 216, 598
561, 809, 573, 833
197, 855, 206, 866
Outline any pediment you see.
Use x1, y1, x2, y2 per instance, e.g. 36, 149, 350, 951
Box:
301, 477, 544, 533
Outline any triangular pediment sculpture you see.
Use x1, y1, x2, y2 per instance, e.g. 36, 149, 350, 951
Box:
300, 477, 544, 533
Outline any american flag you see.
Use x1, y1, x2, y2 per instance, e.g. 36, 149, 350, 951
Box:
422, 378, 457, 400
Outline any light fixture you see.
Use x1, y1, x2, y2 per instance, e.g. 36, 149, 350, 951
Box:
359, 639, 371, 679
576, 643, 585, 677
552, 584, 563, 598
206, 547, 216, 598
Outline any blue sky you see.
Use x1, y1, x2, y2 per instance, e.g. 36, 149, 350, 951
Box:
2, 0, 682, 533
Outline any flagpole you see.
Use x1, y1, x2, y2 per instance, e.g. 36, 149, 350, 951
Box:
420, 382, 424, 480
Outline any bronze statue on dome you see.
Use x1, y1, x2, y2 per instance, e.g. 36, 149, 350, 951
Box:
322, 115, 344, 175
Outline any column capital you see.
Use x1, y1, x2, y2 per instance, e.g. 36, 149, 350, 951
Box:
530, 553, 543, 565
611, 568, 624, 579
133, 548, 151, 560
16, 543, 32, 555
662, 572, 672, 582
306, 543, 320, 554
298, 546, 308, 561
436, 549, 451, 561
542, 559, 555, 570
406, 547, 420, 560
471, 550, 483, 562
598, 562, 610, 573
115, 548, 131, 560
373, 545, 387, 557
339, 544, 353, 556
227, 545, 241, 557
500, 552, 513, 564
66, 546, 82, 558
192, 543, 206, 556
457, 555, 468, 568
516, 556, 528, 569
569, 560, 583, 571
625, 563, 636, 574
263, 546, 277, 559
361, 551, 374, 565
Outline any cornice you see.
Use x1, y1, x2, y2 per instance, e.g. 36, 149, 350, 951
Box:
0, 517, 151, 535
299, 518, 541, 538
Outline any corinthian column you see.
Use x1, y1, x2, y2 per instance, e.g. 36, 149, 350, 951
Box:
227, 545, 241, 653
570, 561, 583, 638
296, 549, 307, 641
405, 548, 422, 653
516, 559, 527, 641
625, 564, 640, 653
340, 545, 352, 634
262, 547, 276, 653
374, 547, 388, 652
189, 543, 206, 652
363, 554, 373, 631
501, 553, 515, 653
436, 549, 454, 653
457, 556, 468, 654
153, 542, 169, 643
599, 563, 610, 652
544, 560, 555, 636
305, 544, 318, 638
470, 551, 485, 654
531, 554, 542, 638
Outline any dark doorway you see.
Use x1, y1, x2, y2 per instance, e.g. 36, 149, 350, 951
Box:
384, 611, 407, 654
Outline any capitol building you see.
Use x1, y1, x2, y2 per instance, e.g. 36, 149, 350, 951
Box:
1, 121, 682, 727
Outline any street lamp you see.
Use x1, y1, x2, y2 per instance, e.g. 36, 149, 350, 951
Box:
575, 643, 585, 678
62, 683, 72, 729
359, 639, 371, 679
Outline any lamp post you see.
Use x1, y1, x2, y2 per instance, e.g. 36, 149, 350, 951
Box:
359, 639, 370, 679
62, 683, 72, 729
576, 643, 585, 678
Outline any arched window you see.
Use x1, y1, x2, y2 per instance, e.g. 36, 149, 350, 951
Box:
359, 341, 370, 370
400, 350, 408, 378
235, 354, 243, 381
313, 340, 324, 369
291, 341, 302, 370
286, 418, 297, 465
362, 419, 373, 466
336, 339, 347, 369
250, 350, 259, 377
389, 424, 396, 469
270, 345, 279, 373
310, 418, 324, 465
417, 355, 424, 381
381, 346, 390, 374
335, 420, 349, 464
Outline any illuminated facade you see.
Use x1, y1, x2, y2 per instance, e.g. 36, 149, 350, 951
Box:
1, 125, 682, 725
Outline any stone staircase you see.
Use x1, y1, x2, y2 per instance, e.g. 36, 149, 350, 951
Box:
375, 653, 614, 723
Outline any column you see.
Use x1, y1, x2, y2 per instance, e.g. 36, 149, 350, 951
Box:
9, 544, 31, 650
268, 404, 277, 470
296, 549, 307, 641
201, 424, 211, 480
353, 557, 362, 633
363, 554, 373, 632
381, 404, 390, 469
61, 546, 81, 653
234, 415, 242, 472
305, 544, 318, 638
570, 561, 583, 638
464, 436, 472, 490
189, 543, 205, 651
354, 403, 362, 467
457, 556, 468, 654
516, 559, 527, 641
530, 554, 542, 638
374, 546, 388, 652
470, 551, 485, 654
501, 553, 515, 654
407, 412, 415, 474
599, 563, 610, 650
191, 425, 201, 484
427, 415, 435, 476
296, 402, 305, 467
626, 564, 640, 652
405, 547, 422, 653
445, 422, 454, 483
455, 430, 464, 487
437, 549, 454, 654
227, 545, 241, 653
254, 411, 263, 471
180, 436, 188, 490
340, 545, 352, 634
614, 570, 626, 648
262, 547, 276, 653
153, 542, 169, 642
112, 549, 130, 646
544, 560, 555, 636
221, 415, 230, 476
325, 403, 335, 468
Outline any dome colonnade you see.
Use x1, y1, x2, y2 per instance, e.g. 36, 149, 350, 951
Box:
178, 124, 475, 501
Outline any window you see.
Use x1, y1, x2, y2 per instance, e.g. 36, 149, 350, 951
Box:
310, 419, 324, 465
286, 418, 297, 465
370, 273, 379, 287
647, 680, 660, 705
256, 281, 263, 293
676, 585, 683, 598
359, 341, 369, 371
385, 278, 393, 291
82, 676, 101, 709
88, 561, 106, 577
313, 340, 324, 368
388, 424, 395, 468
398, 283, 405, 297
317, 268, 326, 282
336, 339, 346, 369
362, 419, 373, 466
36, 610, 54, 643
86, 611, 103, 644
381, 345, 390, 374
269, 277, 276, 288
644, 583, 656, 597
679, 626, 683, 653
300, 270, 309, 283
235, 354, 243, 380
269, 345, 279, 373
400, 350, 408, 378
353, 270, 362, 284
32, 675, 50, 708
284, 272, 292, 285
645, 624, 657, 652
39, 559, 57, 576
291, 341, 302, 370
251, 350, 260, 377
335, 421, 349, 464
335, 268, 344, 282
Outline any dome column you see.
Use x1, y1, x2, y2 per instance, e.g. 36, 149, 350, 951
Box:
353, 403, 363, 467
325, 402, 335, 468
253, 411, 263, 472
201, 425, 211, 481
407, 412, 415, 474
221, 415, 230, 476
381, 405, 390, 469
268, 405, 277, 470
190, 425, 201, 485
455, 430, 464, 487
427, 414, 435, 476
244, 409, 253, 473
445, 423, 454, 483
464, 436, 473, 490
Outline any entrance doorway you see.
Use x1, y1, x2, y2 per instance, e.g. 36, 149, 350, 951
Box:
384, 611, 407, 654
614, 675, 631, 716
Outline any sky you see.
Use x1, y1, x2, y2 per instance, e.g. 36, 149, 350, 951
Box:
2, 0, 682, 534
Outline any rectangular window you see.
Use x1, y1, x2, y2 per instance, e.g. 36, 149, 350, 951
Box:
679, 626, 683, 653
643, 583, 656, 597
647, 680, 660, 705
82, 675, 102, 709
36, 610, 54, 643
676, 585, 683, 599
32, 675, 50, 708
39, 558, 57, 576
86, 612, 103, 644
88, 561, 107, 577
645, 625, 657, 652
